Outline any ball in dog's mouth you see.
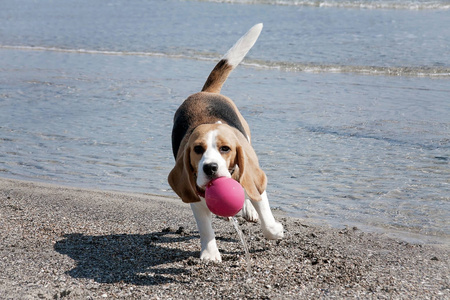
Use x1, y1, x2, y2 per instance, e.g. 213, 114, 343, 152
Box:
205, 177, 245, 217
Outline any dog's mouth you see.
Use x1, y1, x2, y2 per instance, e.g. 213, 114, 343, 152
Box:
195, 167, 237, 198
195, 165, 237, 198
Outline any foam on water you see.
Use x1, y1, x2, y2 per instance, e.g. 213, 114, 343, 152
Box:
2, 45, 449, 78
203, 0, 450, 10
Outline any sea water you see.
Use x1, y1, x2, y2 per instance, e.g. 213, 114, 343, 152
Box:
0, 0, 449, 245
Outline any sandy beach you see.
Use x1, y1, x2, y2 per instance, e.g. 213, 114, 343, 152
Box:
0, 177, 448, 299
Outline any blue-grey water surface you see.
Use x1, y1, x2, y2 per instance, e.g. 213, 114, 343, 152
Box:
1, 0, 449, 244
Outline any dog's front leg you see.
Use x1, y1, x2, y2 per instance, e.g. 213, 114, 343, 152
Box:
251, 191, 284, 240
190, 199, 222, 262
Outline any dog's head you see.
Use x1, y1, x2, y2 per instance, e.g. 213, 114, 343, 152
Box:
168, 123, 266, 203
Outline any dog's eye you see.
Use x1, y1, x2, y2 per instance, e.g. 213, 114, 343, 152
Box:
193, 145, 205, 154
219, 146, 231, 153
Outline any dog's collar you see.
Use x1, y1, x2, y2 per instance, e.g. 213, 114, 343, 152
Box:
229, 165, 236, 176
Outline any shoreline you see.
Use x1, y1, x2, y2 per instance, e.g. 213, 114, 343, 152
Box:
1, 177, 449, 299
3, 175, 448, 248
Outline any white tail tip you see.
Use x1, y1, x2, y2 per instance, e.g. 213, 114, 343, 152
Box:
223, 23, 263, 68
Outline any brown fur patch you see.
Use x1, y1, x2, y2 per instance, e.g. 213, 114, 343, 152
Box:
201, 59, 233, 93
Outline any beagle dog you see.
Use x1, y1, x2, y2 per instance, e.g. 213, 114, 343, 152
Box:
168, 24, 284, 262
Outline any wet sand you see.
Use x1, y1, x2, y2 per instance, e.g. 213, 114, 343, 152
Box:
0, 177, 448, 299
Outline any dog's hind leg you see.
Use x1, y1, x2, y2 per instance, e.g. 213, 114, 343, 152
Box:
242, 198, 259, 222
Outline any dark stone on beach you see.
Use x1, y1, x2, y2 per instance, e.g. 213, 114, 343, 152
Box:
162, 227, 175, 233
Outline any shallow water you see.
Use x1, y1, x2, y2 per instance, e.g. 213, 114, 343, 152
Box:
1, 0, 449, 244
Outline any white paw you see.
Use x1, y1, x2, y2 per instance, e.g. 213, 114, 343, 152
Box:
242, 199, 259, 222
262, 221, 284, 240
200, 248, 222, 262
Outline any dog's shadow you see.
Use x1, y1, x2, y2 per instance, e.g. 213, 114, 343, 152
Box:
54, 230, 197, 285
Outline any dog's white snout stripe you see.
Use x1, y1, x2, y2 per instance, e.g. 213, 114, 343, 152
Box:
196, 130, 231, 188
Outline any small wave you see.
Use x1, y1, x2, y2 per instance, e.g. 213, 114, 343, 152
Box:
2, 45, 449, 78
303, 125, 450, 150
202, 0, 450, 10
243, 59, 450, 77
0, 45, 218, 61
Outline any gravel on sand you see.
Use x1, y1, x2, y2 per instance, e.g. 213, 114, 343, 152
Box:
0, 178, 448, 299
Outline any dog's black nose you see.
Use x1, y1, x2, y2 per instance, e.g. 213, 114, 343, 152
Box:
203, 163, 219, 176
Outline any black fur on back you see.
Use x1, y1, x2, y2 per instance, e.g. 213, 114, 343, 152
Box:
171, 94, 247, 158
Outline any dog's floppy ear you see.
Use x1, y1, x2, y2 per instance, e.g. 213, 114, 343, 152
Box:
168, 144, 200, 203
235, 133, 267, 201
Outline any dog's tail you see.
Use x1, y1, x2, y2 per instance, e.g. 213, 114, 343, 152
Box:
201, 23, 263, 94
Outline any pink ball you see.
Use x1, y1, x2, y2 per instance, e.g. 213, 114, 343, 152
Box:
205, 177, 245, 217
